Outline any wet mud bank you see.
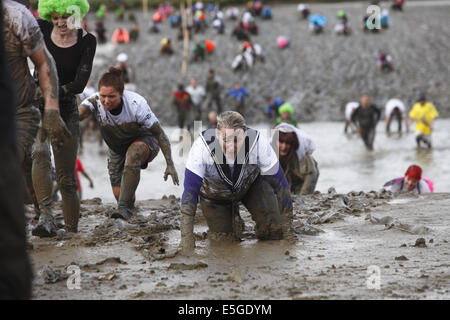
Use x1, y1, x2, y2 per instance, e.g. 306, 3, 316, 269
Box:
28, 191, 450, 299
88, 1, 450, 124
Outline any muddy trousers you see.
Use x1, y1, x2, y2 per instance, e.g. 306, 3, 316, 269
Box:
200, 176, 283, 240
177, 109, 192, 132
206, 95, 222, 114
32, 101, 80, 232
0, 144, 32, 299
360, 127, 376, 150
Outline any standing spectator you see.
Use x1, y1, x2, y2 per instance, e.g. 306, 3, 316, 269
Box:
205, 69, 223, 114
227, 83, 249, 116
186, 77, 206, 121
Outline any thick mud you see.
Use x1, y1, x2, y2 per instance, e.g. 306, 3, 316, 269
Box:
86, 1, 450, 125
27, 191, 450, 299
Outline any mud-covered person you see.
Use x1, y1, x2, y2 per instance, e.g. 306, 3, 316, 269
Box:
180, 111, 294, 254
272, 123, 319, 195
351, 94, 381, 151
79, 67, 179, 220
3, 0, 70, 234
1, 0, 37, 299
31, 0, 97, 237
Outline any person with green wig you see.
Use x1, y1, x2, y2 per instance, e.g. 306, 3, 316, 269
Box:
96, 4, 106, 20
276, 103, 298, 128
335, 10, 351, 35
32, 0, 97, 237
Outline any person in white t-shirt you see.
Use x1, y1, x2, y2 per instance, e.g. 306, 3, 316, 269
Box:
180, 111, 294, 253
385, 98, 409, 134
79, 67, 179, 220
186, 77, 206, 121
344, 101, 359, 133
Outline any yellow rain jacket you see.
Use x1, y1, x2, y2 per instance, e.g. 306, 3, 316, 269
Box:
409, 102, 438, 135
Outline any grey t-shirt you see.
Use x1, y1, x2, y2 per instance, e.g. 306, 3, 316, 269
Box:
80, 90, 159, 154
3, 0, 44, 109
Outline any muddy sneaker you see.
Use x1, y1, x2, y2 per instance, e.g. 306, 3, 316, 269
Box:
32, 216, 58, 238
110, 207, 133, 220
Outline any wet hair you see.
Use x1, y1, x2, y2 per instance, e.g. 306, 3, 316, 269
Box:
38, 0, 90, 22
217, 111, 246, 131
177, 84, 184, 91
98, 67, 125, 94
278, 131, 299, 167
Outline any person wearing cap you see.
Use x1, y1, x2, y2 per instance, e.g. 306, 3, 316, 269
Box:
276, 103, 298, 127
272, 123, 319, 195
32, 0, 97, 237
335, 10, 351, 35
385, 98, 409, 134
384, 165, 432, 194
351, 94, 381, 150
179, 111, 294, 253
409, 93, 439, 149
160, 38, 174, 55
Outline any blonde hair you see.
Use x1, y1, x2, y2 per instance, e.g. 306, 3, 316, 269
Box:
217, 111, 246, 130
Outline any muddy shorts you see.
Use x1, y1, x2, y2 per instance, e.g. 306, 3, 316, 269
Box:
16, 105, 41, 162
107, 135, 160, 187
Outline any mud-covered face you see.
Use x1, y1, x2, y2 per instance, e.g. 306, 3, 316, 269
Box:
99, 86, 123, 111
404, 176, 419, 191
216, 127, 246, 160
51, 13, 73, 35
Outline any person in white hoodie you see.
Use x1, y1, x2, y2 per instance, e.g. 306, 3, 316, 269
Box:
272, 123, 319, 195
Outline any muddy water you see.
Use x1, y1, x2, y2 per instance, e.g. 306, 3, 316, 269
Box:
79, 118, 450, 203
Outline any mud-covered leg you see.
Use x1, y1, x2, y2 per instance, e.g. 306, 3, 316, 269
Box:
242, 176, 283, 240
200, 198, 234, 239
113, 142, 149, 220
31, 129, 58, 237
53, 132, 79, 232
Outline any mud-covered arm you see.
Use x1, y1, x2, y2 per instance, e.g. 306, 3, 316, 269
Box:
263, 165, 293, 216
61, 35, 97, 96
297, 155, 319, 195
149, 122, 179, 185
180, 169, 203, 251
30, 45, 59, 111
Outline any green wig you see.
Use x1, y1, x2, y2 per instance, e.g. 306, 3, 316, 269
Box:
38, 0, 90, 22
278, 103, 294, 116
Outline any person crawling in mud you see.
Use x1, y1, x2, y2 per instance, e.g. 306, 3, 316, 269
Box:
180, 111, 294, 253
79, 67, 179, 220
384, 165, 432, 194
272, 123, 319, 195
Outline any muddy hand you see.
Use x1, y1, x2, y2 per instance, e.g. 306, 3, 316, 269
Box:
164, 164, 179, 185
42, 109, 72, 151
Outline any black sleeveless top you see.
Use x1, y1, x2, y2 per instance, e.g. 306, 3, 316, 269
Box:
38, 19, 96, 96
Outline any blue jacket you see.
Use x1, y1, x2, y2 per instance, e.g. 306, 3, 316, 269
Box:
267, 98, 284, 114
227, 87, 249, 102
